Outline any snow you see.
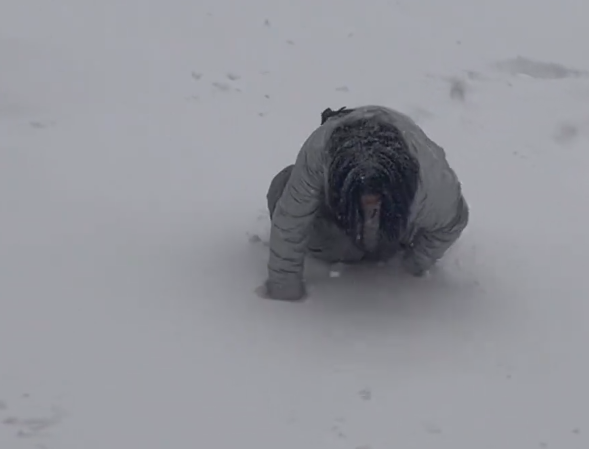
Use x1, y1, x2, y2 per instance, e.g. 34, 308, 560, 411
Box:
1, 0, 589, 447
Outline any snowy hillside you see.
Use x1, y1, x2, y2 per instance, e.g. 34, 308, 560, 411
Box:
2, 0, 589, 447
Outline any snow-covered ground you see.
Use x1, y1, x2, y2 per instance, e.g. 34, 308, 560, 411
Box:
2, 0, 589, 447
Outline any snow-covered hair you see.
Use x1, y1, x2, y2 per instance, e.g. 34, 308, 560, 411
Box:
325, 118, 420, 247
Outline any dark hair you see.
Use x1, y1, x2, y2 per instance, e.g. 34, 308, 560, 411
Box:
325, 118, 420, 246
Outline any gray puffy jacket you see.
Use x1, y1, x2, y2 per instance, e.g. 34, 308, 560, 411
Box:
266, 105, 469, 299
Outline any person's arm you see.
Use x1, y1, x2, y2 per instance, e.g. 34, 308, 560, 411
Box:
264, 129, 326, 301
403, 191, 469, 276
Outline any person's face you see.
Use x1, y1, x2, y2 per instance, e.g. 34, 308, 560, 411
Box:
360, 194, 381, 221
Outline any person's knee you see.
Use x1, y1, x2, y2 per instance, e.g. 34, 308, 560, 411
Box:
266, 165, 294, 217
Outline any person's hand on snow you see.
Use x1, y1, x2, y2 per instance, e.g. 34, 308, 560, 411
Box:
402, 253, 432, 278
256, 279, 307, 302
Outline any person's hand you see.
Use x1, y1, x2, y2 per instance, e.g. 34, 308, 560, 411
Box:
402, 254, 431, 278
256, 279, 307, 302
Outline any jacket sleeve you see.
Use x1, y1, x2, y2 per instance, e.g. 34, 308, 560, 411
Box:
267, 128, 326, 288
403, 189, 469, 275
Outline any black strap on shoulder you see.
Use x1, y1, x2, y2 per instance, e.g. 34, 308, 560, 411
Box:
320, 106, 355, 125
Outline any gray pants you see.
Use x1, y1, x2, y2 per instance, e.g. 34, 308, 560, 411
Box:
266, 165, 388, 264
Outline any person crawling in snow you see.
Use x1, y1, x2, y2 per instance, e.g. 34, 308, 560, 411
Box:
259, 104, 469, 302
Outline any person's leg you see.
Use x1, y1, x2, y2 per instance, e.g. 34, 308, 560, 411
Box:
266, 164, 294, 218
